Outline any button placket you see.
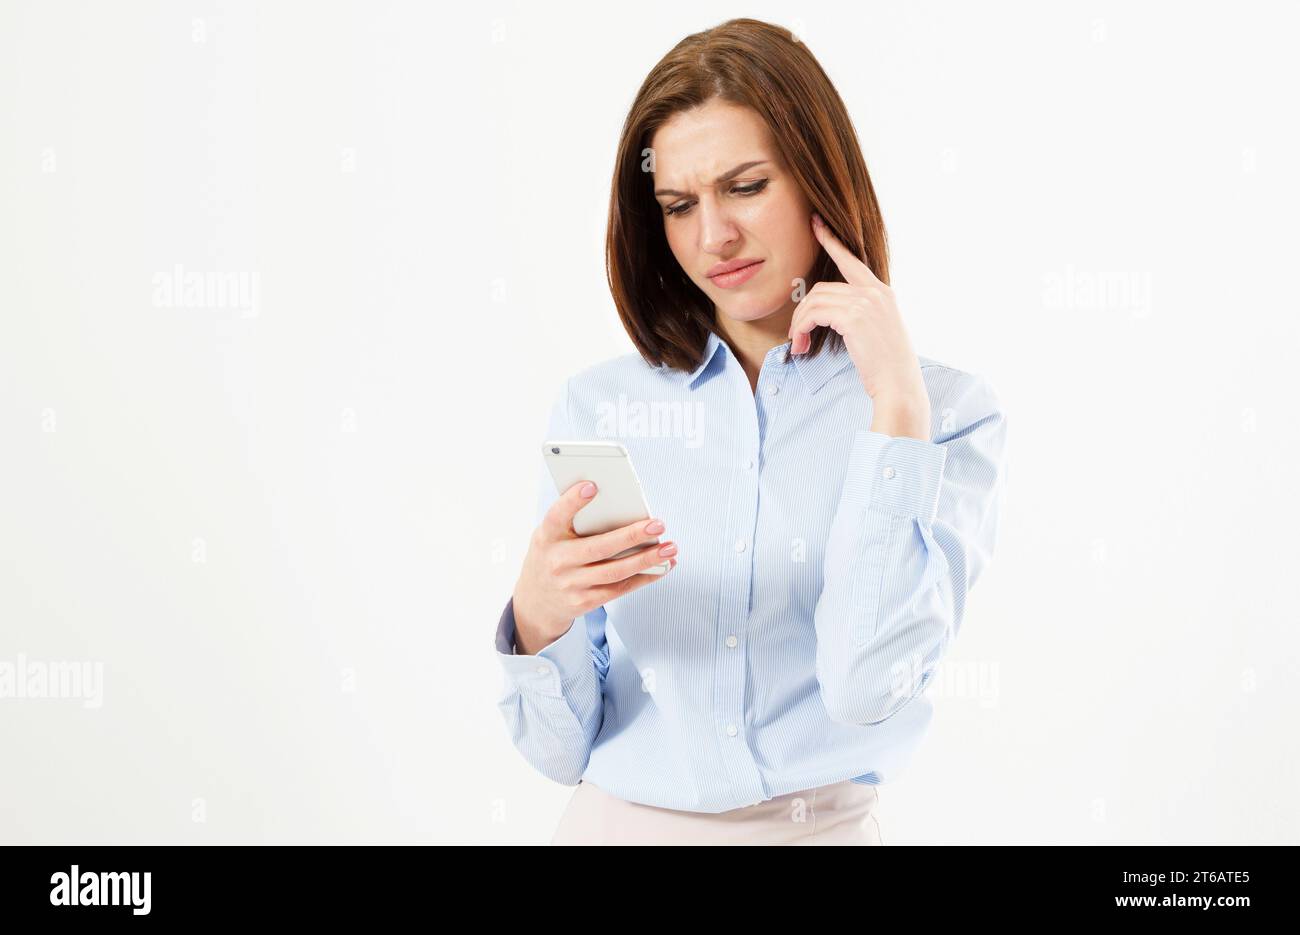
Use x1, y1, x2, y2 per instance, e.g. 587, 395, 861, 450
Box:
710, 345, 778, 803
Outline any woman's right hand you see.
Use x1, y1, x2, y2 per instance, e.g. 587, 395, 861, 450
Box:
511, 480, 677, 653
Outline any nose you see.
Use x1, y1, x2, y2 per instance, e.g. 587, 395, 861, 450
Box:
697, 196, 739, 255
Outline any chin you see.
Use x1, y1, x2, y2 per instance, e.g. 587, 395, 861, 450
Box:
716, 293, 787, 322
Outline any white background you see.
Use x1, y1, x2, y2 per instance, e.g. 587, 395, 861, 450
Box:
1, 0, 1296, 844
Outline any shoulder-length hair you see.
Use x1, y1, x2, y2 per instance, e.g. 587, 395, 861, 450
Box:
606, 17, 890, 375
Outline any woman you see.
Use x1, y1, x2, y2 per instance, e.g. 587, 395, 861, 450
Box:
493, 17, 1008, 844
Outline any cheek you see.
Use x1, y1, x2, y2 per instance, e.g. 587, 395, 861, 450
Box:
755, 199, 816, 268
663, 221, 691, 266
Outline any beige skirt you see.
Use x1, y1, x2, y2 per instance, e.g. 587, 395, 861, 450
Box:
550, 778, 883, 845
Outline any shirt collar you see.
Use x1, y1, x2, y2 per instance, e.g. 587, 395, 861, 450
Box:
677, 330, 726, 388
790, 334, 857, 394
667, 329, 854, 395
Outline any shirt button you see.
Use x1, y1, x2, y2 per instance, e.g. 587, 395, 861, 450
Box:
725, 635, 738, 648
882, 465, 896, 479
534, 665, 548, 675
726, 723, 738, 737
734, 539, 747, 552
765, 384, 779, 396
743, 458, 754, 470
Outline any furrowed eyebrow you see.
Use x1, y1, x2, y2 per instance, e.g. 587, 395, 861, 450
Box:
653, 160, 768, 198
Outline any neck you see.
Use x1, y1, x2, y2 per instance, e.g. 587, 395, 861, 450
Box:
714, 301, 795, 393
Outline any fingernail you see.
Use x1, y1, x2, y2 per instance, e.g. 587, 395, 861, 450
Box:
659, 543, 677, 556
645, 519, 665, 534
580, 482, 596, 498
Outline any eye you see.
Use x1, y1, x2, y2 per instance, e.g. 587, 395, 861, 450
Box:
663, 179, 770, 217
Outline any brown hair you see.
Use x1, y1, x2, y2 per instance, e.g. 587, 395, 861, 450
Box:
605, 17, 890, 375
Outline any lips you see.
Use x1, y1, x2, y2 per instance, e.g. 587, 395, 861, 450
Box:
706, 257, 764, 279
706, 258, 765, 289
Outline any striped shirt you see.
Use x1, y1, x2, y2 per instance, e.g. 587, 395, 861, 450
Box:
493, 329, 1008, 813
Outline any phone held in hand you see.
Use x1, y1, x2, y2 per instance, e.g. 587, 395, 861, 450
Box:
542, 441, 670, 574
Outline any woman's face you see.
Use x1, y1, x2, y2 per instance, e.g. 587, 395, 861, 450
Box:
650, 99, 819, 327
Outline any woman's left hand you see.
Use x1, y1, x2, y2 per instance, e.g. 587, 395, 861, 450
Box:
788, 212, 931, 440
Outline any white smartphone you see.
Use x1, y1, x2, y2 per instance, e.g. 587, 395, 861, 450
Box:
542, 440, 670, 574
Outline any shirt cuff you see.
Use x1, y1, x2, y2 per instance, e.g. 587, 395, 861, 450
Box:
493, 597, 587, 697
839, 430, 948, 522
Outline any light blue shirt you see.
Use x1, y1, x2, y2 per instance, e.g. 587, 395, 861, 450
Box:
494, 329, 1008, 813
